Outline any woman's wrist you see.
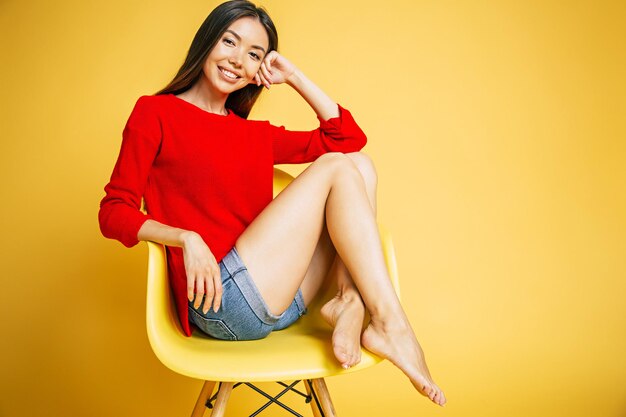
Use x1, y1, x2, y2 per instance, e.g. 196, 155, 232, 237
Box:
137, 219, 203, 249
179, 230, 200, 248
285, 68, 338, 121
286, 68, 304, 89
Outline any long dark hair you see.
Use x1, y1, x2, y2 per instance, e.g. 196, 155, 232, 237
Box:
155, 0, 278, 119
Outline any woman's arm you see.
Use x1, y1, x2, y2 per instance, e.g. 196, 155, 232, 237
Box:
100, 96, 221, 314
137, 219, 194, 248
138, 220, 222, 314
254, 52, 367, 164
256, 51, 339, 121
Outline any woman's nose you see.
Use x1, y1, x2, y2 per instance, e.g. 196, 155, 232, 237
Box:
228, 48, 244, 67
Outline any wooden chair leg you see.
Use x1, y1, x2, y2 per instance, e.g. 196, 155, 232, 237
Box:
210, 382, 234, 417
191, 381, 217, 417
305, 380, 323, 417
311, 378, 337, 417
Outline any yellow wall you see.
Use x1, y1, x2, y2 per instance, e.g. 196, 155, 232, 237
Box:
1, 0, 624, 416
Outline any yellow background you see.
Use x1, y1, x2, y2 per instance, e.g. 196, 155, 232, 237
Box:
1, 0, 624, 416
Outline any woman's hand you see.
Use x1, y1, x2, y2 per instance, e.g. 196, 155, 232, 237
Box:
181, 231, 222, 314
251, 50, 339, 121
253, 51, 296, 89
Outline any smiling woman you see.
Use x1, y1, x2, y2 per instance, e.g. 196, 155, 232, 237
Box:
98, 0, 446, 407
193, 17, 270, 101
153, 1, 279, 119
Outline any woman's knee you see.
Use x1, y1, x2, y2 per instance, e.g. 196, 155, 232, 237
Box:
314, 152, 362, 179
345, 151, 378, 186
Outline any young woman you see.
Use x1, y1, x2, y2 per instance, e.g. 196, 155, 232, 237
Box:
99, 0, 446, 406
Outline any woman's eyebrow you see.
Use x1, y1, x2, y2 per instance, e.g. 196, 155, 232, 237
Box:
225, 29, 267, 54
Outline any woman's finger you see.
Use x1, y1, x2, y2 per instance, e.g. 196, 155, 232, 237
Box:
264, 55, 274, 73
193, 274, 205, 309
260, 63, 272, 87
266, 50, 278, 65
201, 274, 215, 314
257, 71, 267, 86
212, 272, 223, 312
260, 62, 271, 83
187, 272, 195, 302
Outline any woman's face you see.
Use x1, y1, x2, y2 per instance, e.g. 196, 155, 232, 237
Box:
202, 17, 269, 95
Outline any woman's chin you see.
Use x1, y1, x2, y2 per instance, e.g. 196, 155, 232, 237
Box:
217, 81, 252, 95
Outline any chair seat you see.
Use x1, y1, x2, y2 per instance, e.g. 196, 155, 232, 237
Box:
146, 239, 394, 383
149, 311, 384, 382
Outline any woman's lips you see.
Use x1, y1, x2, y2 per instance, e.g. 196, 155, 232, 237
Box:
218, 66, 241, 81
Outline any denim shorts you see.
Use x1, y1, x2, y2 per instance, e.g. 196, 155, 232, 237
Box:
188, 246, 307, 341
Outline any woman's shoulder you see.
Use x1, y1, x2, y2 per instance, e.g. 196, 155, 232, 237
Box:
125, 94, 178, 124
123, 94, 173, 133
133, 93, 171, 110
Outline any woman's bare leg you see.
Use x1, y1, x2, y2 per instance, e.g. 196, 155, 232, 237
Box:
235, 152, 446, 406
296, 222, 365, 370
283, 188, 364, 370
319, 254, 365, 368
317, 152, 377, 369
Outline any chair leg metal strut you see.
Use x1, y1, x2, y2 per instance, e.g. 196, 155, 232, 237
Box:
199, 378, 336, 417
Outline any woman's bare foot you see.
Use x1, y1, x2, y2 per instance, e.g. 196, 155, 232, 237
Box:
320, 292, 365, 369
361, 318, 447, 406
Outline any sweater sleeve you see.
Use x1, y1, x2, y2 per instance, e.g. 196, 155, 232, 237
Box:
98, 96, 162, 248
271, 104, 367, 164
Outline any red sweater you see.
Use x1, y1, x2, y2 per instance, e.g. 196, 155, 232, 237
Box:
99, 93, 367, 336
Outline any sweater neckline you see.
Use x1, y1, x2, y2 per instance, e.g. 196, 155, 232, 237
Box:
168, 93, 233, 118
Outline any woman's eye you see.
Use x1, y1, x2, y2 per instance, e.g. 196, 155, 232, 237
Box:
223, 38, 235, 46
249, 52, 260, 60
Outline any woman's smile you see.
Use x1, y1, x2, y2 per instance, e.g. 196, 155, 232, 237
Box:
218, 66, 242, 81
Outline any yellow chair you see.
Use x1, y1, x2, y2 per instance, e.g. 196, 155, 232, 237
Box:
146, 168, 400, 417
